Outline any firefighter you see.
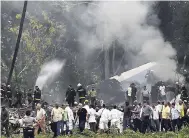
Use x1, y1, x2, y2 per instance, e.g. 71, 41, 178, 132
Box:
33, 86, 41, 107
27, 89, 33, 106
6, 85, 12, 107
77, 83, 86, 104
66, 85, 76, 107
14, 88, 22, 108
88, 87, 97, 106
180, 84, 189, 103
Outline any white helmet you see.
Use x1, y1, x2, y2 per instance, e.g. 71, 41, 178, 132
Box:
77, 83, 82, 87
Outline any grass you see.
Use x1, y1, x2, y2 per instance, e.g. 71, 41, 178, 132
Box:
1, 127, 189, 138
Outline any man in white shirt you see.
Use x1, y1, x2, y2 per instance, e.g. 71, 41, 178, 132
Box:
51, 104, 62, 137
152, 105, 160, 132
142, 86, 150, 104
159, 83, 166, 101
83, 100, 90, 129
88, 105, 97, 132
109, 105, 121, 133
171, 103, 181, 132
65, 104, 74, 134
97, 104, 110, 132
35, 103, 46, 135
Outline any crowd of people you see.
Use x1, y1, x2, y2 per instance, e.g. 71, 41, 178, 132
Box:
1, 81, 189, 138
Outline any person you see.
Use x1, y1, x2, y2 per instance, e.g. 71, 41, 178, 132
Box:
65, 104, 74, 134
1, 83, 6, 104
15, 88, 22, 108
88, 105, 97, 132
97, 104, 110, 133
88, 88, 97, 106
110, 105, 121, 133
83, 100, 90, 129
6, 84, 12, 107
180, 84, 189, 103
140, 101, 153, 133
177, 100, 186, 128
170, 103, 181, 132
61, 104, 69, 135
123, 101, 132, 130
77, 83, 87, 104
131, 83, 137, 105
159, 82, 166, 101
161, 102, 171, 132
131, 101, 142, 132
35, 103, 46, 135
66, 85, 76, 107
22, 110, 36, 138
142, 86, 150, 104
27, 89, 33, 106
126, 85, 132, 105
152, 105, 160, 132
1, 105, 9, 137
51, 104, 62, 137
34, 86, 41, 107
77, 104, 88, 132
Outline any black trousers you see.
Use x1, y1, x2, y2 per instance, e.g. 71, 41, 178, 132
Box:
133, 118, 141, 132
67, 98, 75, 107
162, 119, 171, 132
141, 116, 151, 133
89, 122, 96, 132
23, 128, 34, 138
171, 119, 181, 132
79, 120, 86, 132
52, 122, 58, 137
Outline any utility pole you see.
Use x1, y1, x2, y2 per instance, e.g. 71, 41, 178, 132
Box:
7, 1, 28, 85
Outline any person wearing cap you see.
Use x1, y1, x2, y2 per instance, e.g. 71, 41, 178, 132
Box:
77, 83, 87, 105
77, 103, 88, 132
1, 105, 9, 137
33, 86, 41, 107
88, 88, 97, 106
66, 85, 76, 107
35, 103, 46, 135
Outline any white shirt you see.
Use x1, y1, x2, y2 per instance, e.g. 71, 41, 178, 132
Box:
159, 86, 166, 96
156, 104, 163, 113
110, 109, 121, 122
97, 108, 110, 122
36, 108, 46, 121
51, 107, 62, 122
88, 108, 96, 123
152, 108, 159, 120
142, 88, 150, 97
171, 107, 180, 120
65, 106, 74, 121
128, 87, 132, 96
187, 109, 189, 116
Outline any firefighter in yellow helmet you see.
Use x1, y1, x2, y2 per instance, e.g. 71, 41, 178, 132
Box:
88, 87, 97, 106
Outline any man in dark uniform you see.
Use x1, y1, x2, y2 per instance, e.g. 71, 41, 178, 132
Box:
180, 84, 189, 103
33, 86, 41, 107
77, 83, 86, 104
14, 88, 22, 108
6, 85, 12, 107
27, 89, 33, 106
66, 85, 76, 107
1, 105, 10, 137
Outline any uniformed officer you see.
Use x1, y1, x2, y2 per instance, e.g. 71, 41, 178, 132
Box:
88, 87, 97, 106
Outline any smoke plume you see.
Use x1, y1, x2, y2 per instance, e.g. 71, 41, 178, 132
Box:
73, 1, 180, 81
35, 59, 66, 91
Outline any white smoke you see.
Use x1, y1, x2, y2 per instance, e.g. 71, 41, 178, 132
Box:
74, 1, 181, 81
35, 59, 66, 90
